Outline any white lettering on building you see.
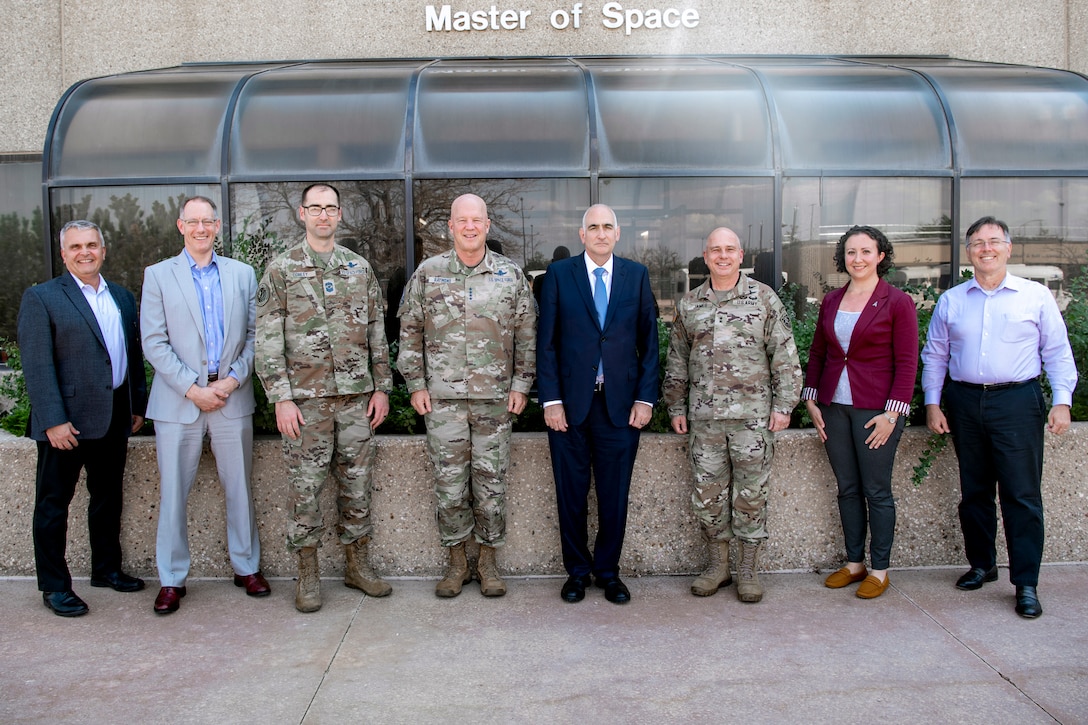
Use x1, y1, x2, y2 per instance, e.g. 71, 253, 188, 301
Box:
425, 5, 532, 31
424, 3, 698, 33
601, 2, 699, 35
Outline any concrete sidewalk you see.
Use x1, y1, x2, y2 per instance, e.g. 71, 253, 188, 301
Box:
2, 565, 1085, 724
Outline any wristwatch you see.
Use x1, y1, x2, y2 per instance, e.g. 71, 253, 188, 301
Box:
883, 412, 898, 424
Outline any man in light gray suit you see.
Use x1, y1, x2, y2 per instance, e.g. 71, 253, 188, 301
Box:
141, 196, 269, 615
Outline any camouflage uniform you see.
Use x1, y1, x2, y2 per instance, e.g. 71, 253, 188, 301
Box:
662, 275, 801, 542
255, 242, 392, 552
397, 248, 536, 547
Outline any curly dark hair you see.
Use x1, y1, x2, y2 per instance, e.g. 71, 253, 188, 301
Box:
834, 225, 894, 278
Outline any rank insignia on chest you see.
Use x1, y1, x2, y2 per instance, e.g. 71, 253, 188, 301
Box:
324, 280, 336, 295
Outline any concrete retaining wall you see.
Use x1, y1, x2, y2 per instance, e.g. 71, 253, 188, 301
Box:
1, 426, 1084, 579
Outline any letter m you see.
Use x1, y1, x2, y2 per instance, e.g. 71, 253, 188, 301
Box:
426, 5, 452, 31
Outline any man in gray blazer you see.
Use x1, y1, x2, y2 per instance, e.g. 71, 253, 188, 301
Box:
18, 220, 148, 617
141, 196, 268, 615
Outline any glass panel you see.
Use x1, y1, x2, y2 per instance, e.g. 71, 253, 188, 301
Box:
600, 177, 775, 322
1, 159, 46, 342
781, 177, 951, 301
49, 185, 221, 306
758, 64, 951, 171
230, 179, 406, 302
920, 66, 1088, 171
231, 62, 419, 176
585, 59, 772, 171
51, 71, 246, 180
961, 178, 1088, 302
412, 179, 589, 268
414, 62, 589, 173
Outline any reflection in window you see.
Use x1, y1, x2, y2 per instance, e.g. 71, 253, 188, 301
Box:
231, 181, 407, 344
412, 179, 589, 269
961, 178, 1088, 300
49, 185, 219, 308
781, 177, 951, 300
1, 158, 46, 342
600, 178, 774, 321
229, 180, 406, 287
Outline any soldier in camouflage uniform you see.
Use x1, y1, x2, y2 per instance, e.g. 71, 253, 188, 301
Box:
662, 227, 801, 603
255, 183, 394, 613
397, 193, 536, 598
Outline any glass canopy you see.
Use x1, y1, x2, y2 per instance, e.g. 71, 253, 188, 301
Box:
38, 55, 1088, 299
46, 56, 1088, 184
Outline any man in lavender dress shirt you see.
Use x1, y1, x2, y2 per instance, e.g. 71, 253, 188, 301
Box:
922, 216, 1077, 619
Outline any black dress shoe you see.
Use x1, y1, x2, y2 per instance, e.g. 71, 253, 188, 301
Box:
561, 574, 592, 603
596, 576, 631, 604
43, 590, 89, 617
1015, 585, 1042, 619
90, 571, 146, 593
955, 566, 998, 591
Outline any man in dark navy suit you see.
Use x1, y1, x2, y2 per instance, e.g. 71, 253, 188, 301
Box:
537, 204, 659, 604
18, 220, 148, 617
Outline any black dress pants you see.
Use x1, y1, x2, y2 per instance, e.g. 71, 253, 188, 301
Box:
944, 379, 1045, 586
33, 385, 131, 592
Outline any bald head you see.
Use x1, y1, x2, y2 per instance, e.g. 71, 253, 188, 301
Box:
449, 193, 490, 266
703, 227, 744, 290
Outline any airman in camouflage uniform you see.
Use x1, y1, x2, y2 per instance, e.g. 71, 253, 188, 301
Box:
255, 183, 394, 613
663, 227, 801, 603
397, 193, 536, 598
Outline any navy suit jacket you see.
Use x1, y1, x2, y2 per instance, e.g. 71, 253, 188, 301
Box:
537, 252, 660, 427
17, 273, 147, 441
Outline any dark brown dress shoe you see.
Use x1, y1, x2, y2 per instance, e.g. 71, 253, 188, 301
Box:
43, 590, 89, 617
90, 571, 146, 593
596, 576, 631, 604
234, 572, 272, 597
561, 574, 592, 603
955, 566, 998, 590
1015, 585, 1042, 619
154, 586, 186, 614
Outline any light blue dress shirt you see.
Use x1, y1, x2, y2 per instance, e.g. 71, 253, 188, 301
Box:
71, 273, 127, 389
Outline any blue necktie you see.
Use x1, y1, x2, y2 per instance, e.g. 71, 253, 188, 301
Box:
594, 267, 607, 379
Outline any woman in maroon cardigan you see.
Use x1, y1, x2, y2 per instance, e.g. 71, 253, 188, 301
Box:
802, 226, 918, 599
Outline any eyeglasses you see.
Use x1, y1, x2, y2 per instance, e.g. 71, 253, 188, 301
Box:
967, 239, 1010, 250
303, 205, 340, 217
181, 219, 218, 229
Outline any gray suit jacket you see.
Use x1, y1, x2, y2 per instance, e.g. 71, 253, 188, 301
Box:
17, 273, 147, 441
141, 252, 257, 424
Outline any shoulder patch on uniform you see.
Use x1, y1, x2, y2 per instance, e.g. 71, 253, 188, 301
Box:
256, 283, 270, 307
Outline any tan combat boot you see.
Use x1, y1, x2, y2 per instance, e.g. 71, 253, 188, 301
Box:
295, 547, 322, 613
344, 535, 392, 597
435, 542, 471, 598
476, 544, 507, 597
691, 538, 732, 596
736, 539, 764, 603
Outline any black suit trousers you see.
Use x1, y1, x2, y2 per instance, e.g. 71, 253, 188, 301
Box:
33, 385, 131, 591
548, 391, 640, 580
945, 379, 1046, 586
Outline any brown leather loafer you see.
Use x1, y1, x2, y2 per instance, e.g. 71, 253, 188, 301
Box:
856, 574, 891, 599
825, 567, 868, 589
154, 586, 186, 614
234, 572, 272, 597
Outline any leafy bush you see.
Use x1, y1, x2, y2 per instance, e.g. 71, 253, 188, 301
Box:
0, 341, 29, 435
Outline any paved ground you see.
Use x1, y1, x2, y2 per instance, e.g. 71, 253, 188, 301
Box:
2, 565, 1085, 724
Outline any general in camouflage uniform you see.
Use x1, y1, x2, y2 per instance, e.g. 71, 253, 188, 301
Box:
254, 183, 393, 613
397, 193, 536, 598
662, 227, 801, 603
